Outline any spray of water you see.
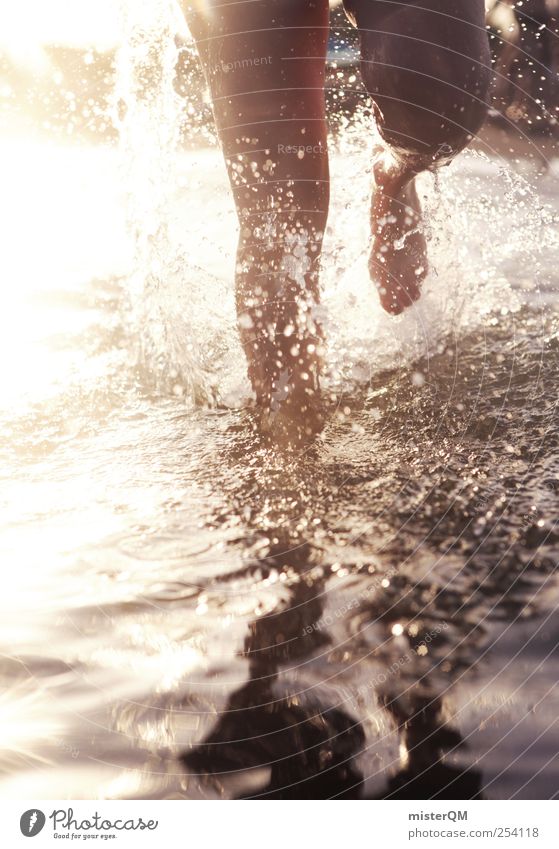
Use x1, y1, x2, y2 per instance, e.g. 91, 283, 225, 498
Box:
113, 3, 557, 409
114, 0, 229, 404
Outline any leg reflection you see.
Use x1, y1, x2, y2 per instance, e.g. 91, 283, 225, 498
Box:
182, 543, 365, 799
373, 693, 483, 800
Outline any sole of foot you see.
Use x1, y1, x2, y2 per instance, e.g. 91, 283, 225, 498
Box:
370, 152, 428, 315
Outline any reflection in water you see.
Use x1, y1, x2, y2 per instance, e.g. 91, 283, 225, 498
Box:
376, 694, 483, 800
177, 317, 559, 797
2, 0, 559, 800
184, 540, 365, 799
1, 269, 559, 798
1, 115, 559, 798
180, 445, 471, 799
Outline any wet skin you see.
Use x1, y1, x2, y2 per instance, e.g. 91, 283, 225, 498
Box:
182, 0, 491, 437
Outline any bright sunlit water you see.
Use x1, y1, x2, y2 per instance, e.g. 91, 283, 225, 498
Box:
1, 1, 559, 800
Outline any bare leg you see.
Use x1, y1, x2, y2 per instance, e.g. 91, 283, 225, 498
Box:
182, 0, 330, 443
345, 0, 492, 313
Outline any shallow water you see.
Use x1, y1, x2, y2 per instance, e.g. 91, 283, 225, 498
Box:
2, 110, 559, 800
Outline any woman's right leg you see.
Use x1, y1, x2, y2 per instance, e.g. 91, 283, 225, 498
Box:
182, 0, 330, 443
344, 0, 491, 313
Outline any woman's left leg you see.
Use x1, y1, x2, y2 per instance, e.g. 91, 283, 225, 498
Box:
182, 0, 330, 443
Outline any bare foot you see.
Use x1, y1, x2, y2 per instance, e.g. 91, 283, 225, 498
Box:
259, 368, 325, 448
244, 331, 325, 448
369, 152, 428, 315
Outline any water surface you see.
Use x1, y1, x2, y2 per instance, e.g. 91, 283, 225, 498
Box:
1, 112, 559, 800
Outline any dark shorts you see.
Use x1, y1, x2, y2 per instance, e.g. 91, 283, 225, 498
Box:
342, 0, 413, 27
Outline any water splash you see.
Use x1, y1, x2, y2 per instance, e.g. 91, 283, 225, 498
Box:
113, 6, 558, 409
114, 0, 228, 404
